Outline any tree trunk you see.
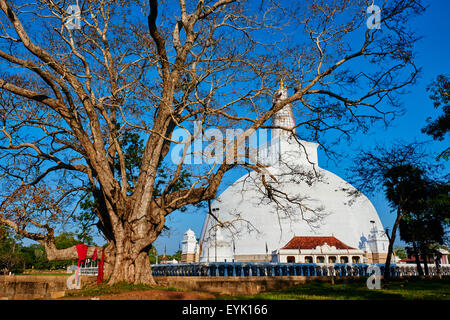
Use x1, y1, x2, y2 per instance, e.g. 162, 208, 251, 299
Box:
384, 207, 403, 282
108, 249, 155, 285
424, 259, 429, 276
107, 229, 155, 285
423, 250, 429, 276
39, 195, 165, 285
104, 211, 161, 285
434, 254, 442, 278
412, 241, 424, 276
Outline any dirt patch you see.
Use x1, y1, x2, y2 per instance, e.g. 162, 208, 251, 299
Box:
61, 289, 216, 300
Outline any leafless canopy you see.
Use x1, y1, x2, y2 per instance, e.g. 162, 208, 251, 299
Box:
0, 0, 424, 283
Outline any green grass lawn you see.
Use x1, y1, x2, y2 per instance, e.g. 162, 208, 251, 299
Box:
231, 278, 450, 300
66, 277, 450, 300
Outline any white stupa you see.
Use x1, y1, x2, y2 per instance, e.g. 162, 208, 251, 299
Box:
181, 229, 200, 263
198, 81, 389, 264
200, 227, 234, 263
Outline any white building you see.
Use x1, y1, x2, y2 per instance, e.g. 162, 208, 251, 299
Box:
197, 81, 389, 264
181, 229, 200, 263
276, 236, 366, 264
199, 227, 234, 263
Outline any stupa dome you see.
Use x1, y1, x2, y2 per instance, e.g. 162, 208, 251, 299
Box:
198, 83, 389, 263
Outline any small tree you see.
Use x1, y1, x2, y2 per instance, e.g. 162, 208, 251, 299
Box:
0, 225, 23, 273
393, 246, 407, 260
400, 213, 444, 275
349, 142, 438, 282
170, 250, 182, 262
423, 74, 450, 160
382, 164, 431, 280
399, 180, 449, 275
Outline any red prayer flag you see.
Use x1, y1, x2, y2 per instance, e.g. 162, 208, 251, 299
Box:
92, 247, 98, 261
97, 247, 105, 284
75, 244, 88, 282
75, 244, 88, 266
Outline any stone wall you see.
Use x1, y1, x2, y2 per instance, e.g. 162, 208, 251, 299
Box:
234, 254, 272, 262
0, 275, 97, 300
181, 252, 199, 263
365, 253, 388, 264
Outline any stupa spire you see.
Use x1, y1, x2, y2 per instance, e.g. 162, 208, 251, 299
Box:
272, 80, 296, 138
278, 78, 284, 90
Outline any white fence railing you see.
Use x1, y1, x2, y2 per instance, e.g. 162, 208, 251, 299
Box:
67, 261, 98, 276
151, 262, 450, 277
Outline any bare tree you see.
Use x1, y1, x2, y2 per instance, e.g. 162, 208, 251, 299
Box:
0, 0, 424, 284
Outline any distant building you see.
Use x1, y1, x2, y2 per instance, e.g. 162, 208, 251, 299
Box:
181, 229, 199, 263
160, 255, 179, 264
399, 247, 449, 265
276, 236, 366, 264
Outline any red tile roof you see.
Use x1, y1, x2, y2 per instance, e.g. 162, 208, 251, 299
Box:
281, 236, 356, 250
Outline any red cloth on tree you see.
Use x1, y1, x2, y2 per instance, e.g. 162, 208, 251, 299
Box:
97, 247, 105, 284
75, 244, 88, 282
75, 244, 88, 266
92, 247, 98, 261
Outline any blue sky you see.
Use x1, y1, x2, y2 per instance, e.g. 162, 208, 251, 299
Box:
153, 0, 450, 255
13, 0, 448, 254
